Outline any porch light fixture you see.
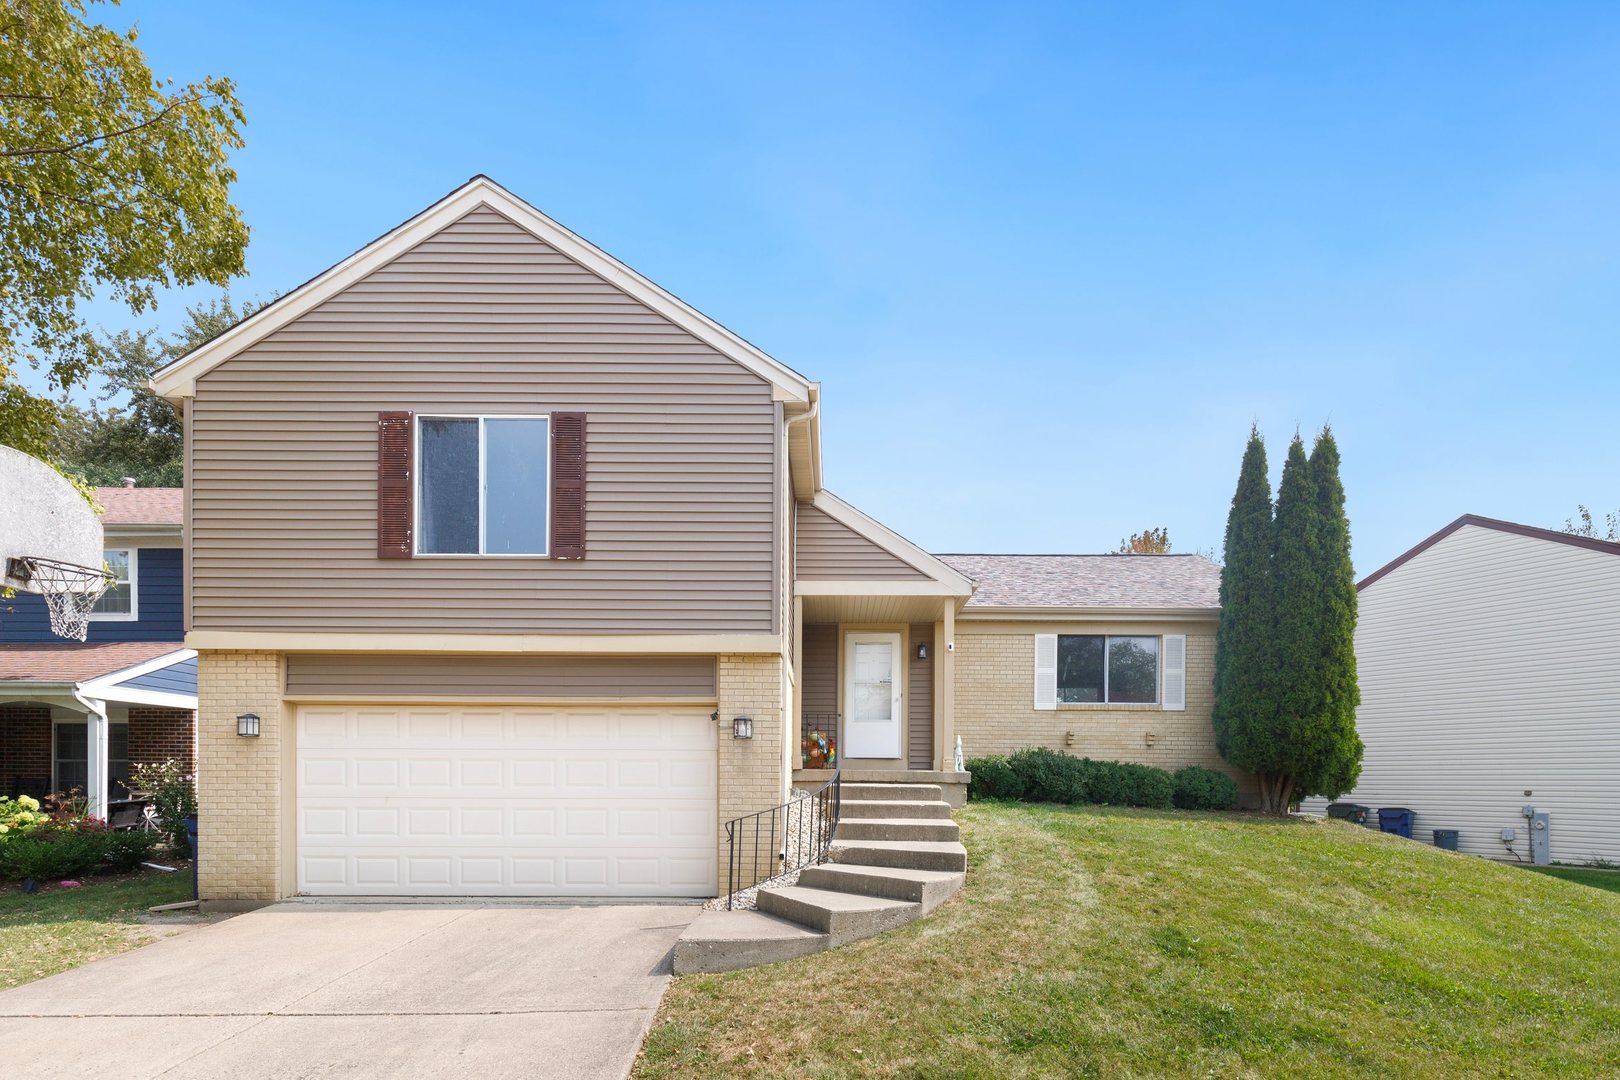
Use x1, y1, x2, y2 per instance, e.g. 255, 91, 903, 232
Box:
916, 642, 929, 660
236, 712, 261, 738
732, 716, 754, 740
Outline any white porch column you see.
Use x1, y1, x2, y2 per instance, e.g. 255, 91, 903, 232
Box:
77, 694, 110, 820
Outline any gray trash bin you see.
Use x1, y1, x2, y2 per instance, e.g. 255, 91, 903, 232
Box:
1433, 829, 1459, 851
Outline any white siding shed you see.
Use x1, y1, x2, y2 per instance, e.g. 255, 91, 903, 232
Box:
1305, 516, 1620, 865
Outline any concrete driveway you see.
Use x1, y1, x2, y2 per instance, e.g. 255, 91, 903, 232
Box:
0, 902, 700, 1080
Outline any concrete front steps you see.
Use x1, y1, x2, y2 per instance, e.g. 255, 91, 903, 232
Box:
672, 781, 967, 974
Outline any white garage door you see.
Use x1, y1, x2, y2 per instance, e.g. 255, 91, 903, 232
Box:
296, 705, 717, 897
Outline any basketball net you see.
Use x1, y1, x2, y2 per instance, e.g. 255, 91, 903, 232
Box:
7, 557, 109, 642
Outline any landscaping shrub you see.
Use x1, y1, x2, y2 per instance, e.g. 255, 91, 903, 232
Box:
965, 756, 1025, 800
966, 749, 1188, 811
1007, 747, 1088, 804
1173, 766, 1241, 811
129, 759, 198, 856
0, 820, 159, 881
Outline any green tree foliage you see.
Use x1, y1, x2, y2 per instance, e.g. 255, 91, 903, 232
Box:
1212, 429, 1275, 777
1115, 527, 1171, 554
1300, 427, 1362, 799
52, 294, 256, 485
0, 0, 247, 457
1262, 435, 1320, 812
1213, 427, 1364, 813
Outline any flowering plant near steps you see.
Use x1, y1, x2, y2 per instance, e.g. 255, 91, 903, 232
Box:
129, 760, 197, 857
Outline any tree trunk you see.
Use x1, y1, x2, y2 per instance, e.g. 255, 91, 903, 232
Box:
1256, 772, 1295, 815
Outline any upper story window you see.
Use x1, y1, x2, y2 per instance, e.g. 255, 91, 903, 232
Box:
1058, 634, 1158, 704
90, 549, 136, 620
417, 416, 550, 555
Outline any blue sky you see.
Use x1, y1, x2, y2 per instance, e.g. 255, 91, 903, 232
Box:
47, 1, 1620, 575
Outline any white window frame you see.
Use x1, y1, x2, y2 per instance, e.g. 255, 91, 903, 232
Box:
88, 547, 138, 622
1057, 634, 1161, 706
413, 414, 552, 558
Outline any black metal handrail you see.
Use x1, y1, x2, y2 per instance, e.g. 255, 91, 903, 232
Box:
721, 766, 841, 909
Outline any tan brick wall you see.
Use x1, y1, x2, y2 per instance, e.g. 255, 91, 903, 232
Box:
196, 650, 285, 902
717, 652, 787, 888
953, 621, 1253, 795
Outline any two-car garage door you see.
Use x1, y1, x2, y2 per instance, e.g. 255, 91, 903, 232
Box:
296, 705, 717, 897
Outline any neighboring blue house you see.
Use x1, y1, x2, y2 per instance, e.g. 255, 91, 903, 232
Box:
0, 485, 197, 814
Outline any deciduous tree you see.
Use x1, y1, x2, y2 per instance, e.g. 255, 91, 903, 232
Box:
1115, 527, 1171, 554
0, 0, 247, 456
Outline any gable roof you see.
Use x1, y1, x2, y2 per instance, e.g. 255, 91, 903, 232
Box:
937, 553, 1221, 613
796, 492, 975, 596
95, 487, 182, 526
150, 176, 814, 405
1358, 514, 1620, 591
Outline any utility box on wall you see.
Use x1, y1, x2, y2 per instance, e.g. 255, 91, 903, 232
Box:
1527, 810, 1551, 866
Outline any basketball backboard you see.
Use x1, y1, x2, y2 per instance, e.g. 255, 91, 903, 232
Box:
0, 444, 103, 593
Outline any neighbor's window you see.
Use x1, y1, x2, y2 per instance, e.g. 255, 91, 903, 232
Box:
417, 416, 550, 555
54, 722, 131, 798
1057, 635, 1159, 704
90, 549, 135, 618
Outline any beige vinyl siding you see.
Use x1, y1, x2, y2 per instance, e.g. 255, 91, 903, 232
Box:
1301, 525, 1620, 863
283, 653, 717, 699
908, 623, 934, 770
794, 503, 928, 580
801, 624, 839, 720
188, 207, 777, 634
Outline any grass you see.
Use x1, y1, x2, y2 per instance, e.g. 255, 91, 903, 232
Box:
1526, 865, 1620, 895
636, 802, 1620, 1079
0, 871, 195, 990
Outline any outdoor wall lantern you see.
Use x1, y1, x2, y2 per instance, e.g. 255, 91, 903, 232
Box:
916, 642, 929, 660
237, 712, 261, 738
732, 716, 754, 740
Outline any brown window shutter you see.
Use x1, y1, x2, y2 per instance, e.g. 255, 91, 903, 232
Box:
550, 412, 586, 559
377, 411, 414, 558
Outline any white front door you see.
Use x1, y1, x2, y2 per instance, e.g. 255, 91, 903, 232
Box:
295, 704, 717, 897
843, 632, 903, 758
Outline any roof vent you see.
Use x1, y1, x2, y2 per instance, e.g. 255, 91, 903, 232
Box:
120, 477, 137, 488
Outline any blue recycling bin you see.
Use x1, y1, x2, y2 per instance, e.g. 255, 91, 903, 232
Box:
1377, 807, 1414, 839
183, 816, 198, 900
1433, 829, 1460, 851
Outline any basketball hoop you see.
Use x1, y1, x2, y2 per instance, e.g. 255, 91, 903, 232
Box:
5, 556, 110, 642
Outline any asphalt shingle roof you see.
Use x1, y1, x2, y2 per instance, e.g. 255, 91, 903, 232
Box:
0, 642, 186, 684
95, 487, 183, 526
936, 553, 1222, 611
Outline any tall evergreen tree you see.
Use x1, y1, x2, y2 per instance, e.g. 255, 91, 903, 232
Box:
1298, 427, 1363, 798
1212, 429, 1276, 777
1260, 434, 1322, 813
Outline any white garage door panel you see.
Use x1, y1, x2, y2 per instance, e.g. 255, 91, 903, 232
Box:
296, 706, 717, 897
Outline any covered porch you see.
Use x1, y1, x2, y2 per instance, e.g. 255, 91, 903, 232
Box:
790, 492, 976, 803
0, 645, 197, 818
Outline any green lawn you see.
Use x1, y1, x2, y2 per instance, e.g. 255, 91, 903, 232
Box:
637, 802, 1620, 1079
1527, 865, 1620, 895
0, 873, 196, 990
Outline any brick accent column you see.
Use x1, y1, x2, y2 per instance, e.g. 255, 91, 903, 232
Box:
0, 703, 53, 797
196, 650, 284, 904
716, 653, 785, 894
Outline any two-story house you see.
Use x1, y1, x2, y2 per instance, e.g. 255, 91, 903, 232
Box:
151, 177, 1242, 906
0, 484, 197, 815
